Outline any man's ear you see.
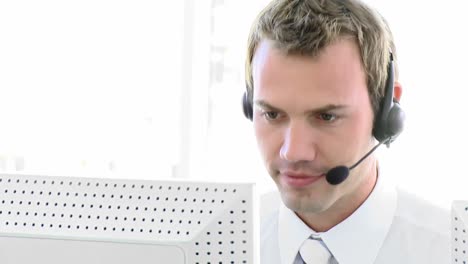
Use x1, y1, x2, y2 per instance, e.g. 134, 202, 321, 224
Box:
394, 82, 402, 102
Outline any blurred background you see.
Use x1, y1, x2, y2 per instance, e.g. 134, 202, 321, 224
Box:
0, 0, 466, 209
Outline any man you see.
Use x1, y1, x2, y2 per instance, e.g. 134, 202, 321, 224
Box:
241, 0, 450, 263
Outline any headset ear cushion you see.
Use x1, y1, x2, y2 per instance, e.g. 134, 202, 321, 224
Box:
386, 102, 405, 137
242, 92, 253, 121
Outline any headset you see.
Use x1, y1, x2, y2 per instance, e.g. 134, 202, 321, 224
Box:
242, 53, 405, 146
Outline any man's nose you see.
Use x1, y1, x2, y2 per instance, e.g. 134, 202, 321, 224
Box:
279, 121, 317, 162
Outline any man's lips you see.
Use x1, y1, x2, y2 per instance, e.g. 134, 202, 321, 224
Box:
279, 172, 324, 188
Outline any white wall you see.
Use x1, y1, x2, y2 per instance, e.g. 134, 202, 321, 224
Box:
0, 0, 184, 179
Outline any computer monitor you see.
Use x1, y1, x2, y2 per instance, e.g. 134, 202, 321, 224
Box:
0, 173, 257, 264
452, 200, 468, 263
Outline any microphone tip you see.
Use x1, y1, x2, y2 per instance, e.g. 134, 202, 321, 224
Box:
326, 166, 350, 185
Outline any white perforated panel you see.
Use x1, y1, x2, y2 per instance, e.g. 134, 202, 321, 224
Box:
0, 173, 256, 264
452, 201, 468, 264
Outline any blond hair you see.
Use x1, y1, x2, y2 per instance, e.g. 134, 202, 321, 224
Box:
245, 0, 398, 116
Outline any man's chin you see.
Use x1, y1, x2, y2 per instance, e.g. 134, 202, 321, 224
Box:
279, 189, 328, 214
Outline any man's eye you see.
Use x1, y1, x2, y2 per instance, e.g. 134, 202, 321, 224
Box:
263, 111, 280, 120
318, 113, 336, 122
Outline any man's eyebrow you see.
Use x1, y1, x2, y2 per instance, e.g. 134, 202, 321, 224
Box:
254, 100, 283, 112
308, 104, 349, 113
254, 99, 348, 113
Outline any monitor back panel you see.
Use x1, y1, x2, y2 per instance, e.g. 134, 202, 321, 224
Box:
0, 173, 255, 264
452, 200, 468, 264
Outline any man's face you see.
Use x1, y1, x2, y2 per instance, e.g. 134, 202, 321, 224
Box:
252, 38, 375, 214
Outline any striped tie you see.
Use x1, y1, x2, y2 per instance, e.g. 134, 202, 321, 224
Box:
299, 238, 333, 264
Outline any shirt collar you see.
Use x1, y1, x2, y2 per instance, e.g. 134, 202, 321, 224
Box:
278, 167, 397, 264
278, 201, 316, 264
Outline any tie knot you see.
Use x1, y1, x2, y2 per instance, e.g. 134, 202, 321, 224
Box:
299, 238, 332, 264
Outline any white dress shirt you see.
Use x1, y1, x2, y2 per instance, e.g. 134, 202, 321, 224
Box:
260, 170, 451, 264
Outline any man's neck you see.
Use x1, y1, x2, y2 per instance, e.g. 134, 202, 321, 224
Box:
296, 160, 378, 232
